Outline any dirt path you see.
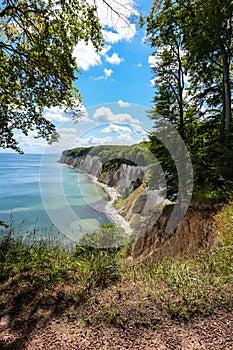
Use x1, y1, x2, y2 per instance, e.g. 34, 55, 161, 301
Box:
1, 307, 233, 349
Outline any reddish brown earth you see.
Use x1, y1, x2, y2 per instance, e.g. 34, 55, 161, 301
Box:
27, 308, 233, 350
1, 297, 232, 350
1, 204, 232, 349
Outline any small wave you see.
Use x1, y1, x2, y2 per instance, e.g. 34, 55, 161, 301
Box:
0, 207, 31, 214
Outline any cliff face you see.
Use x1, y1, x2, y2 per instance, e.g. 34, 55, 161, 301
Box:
59, 146, 218, 261
131, 204, 219, 262
98, 163, 147, 194
59, 154, 102, 176
60, 151, 165, 196
59, 148, 170, 240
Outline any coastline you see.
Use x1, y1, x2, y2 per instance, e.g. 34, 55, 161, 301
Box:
64, 164, 133, 235
87, 173, 133, 235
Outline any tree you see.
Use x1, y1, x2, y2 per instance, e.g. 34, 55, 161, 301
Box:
177, 0, 233, 143
145, 0, 233, 143
0, 0, 103, 152
144, 0, 233, 201
145, 0, 199, 141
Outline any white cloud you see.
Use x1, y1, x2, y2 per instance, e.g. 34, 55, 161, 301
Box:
92, 0, 138, 25
94, 68, 113, 81
150, 78, 156, 87
106, 52, 124, 65
78, 133, 133, 146
78, 116, 93, 123
59, 133, 77, 141
76, 105, 93, 123
101, 45, 112, 55
102, 122, 146, 142
117, 132, 133, 144
102, 24, 136, 44
104, 68, 113, 78
148, 55, 157, 68
95, 0, 138, 44
131, 124, 147, 137
15, 130, 47, 153
73, 40, 102, 71
148, 47, 187, 70
47, 132, 78, 153
73, 1, 138, 71
137, 62, 142, 67
43, 106, 69, 122
118, 99, 131, 108
59, 128, 77, 133
89, 136, 114, 145
70, 136, 90, 147
102, 124, 132, 135
93, 106, 140, 124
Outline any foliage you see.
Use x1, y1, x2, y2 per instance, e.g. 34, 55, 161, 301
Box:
145, 0, 191, 140
78, 223, 130, 249
0, 0, 103, 152
65, 146, 94, 158
1, 204, 233, 323
125, 203, 233, 319
144, 163, 166, 190
63, 143, 155, 167
144, 0, 233, 201
0, 227, 121, 296
101, 158, 136, 174
186, 118, 233, 201
145, 0, 233, 140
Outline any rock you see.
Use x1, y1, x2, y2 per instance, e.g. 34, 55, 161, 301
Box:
131, 193, 148, 214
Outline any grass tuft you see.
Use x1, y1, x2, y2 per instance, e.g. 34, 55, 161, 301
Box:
0, 203, 232, 325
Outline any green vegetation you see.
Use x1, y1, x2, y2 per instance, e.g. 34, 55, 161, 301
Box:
134, 202, 233, 319
64, 147, 94, 158
113, 185, 144, 210
0, 230, 121, 302
1, 204, 233, 323
63, 143, 155, 168
79, 223, 131, 248
101, 158, 137, 174
1, 0, 233, 337
0, 0, 103, 153
142, 0, 233, 202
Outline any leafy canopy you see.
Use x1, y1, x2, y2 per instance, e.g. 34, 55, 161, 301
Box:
144, 0, 233, 201
0, 0, 103, 152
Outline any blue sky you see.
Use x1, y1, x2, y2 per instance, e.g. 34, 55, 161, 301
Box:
75, 28, 154, 108
1, 0, 156, 154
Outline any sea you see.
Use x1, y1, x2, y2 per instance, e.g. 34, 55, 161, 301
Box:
0, 153, 110, 246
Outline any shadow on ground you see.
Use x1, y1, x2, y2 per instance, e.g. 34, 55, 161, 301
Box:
0, 274, 86, 350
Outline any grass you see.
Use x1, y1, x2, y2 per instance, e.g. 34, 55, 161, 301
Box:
0, 203, 233, 326
113, 185, 144, 210
124, 202, 233, 319
0, 232, 121, 305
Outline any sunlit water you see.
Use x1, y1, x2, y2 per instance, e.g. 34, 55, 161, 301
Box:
0, 153, 110, 245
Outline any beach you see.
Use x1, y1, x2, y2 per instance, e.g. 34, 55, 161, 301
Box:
86, 173, 133, 235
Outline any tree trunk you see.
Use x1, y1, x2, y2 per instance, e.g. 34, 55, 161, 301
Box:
178, 47, 185, 140
221, 75, 226, 140
179, 101, 184, 140
222, 53, 231, 144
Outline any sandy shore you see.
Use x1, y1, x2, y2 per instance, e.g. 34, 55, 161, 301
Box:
87, 174, 133, 235
63, 163, 133, 235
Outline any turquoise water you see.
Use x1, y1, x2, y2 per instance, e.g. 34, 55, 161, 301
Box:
0, 153, 110, 244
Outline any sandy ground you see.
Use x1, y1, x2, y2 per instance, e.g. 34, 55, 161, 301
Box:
64, 163, 133, 235
1, 305, 233, 349
86, 174, 133, 235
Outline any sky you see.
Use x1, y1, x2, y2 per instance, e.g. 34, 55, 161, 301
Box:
1, 0, 156, 154
73, 1, 154, 108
